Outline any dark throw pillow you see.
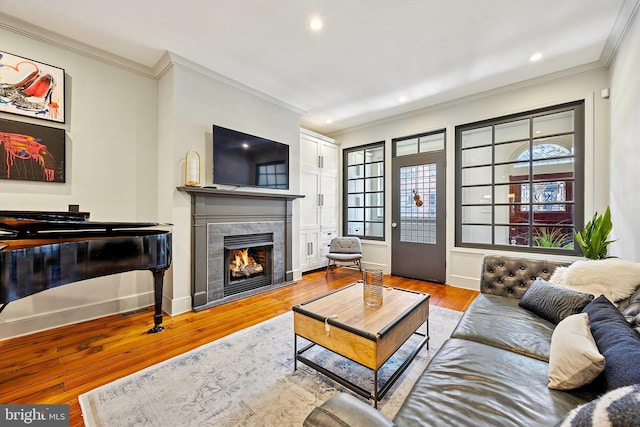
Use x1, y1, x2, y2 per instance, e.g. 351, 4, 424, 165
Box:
519, 278, 594, 324
582, 295, 640, 390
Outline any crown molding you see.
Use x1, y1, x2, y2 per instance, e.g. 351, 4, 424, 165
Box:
330, 62, 606, 138
162, 52, 306, 116
0, 12, 155, 78
600, 0, 640, 67
1, 12, 306, 117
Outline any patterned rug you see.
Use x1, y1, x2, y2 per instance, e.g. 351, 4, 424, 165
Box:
79, 306, 462, 426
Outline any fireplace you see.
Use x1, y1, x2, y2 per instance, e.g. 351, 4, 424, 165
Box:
224, 233, 273, 297
179, 186, 303, 311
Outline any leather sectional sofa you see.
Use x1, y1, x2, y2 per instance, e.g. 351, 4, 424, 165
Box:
303, 255, 640, 426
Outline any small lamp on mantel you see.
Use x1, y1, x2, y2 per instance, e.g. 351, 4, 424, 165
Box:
184, 150, 201, 186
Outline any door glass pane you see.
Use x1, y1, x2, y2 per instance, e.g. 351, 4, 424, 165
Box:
396, 138, 418, 156
419, 133, 444, 152
399, 164, 437, 244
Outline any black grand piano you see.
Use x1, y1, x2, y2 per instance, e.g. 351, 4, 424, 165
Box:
0, 210, 172, 334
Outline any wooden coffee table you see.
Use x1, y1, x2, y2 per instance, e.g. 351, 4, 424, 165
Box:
293, 282, 430, 407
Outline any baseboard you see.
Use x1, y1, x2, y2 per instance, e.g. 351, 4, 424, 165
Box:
165, 295, 192, 316
0, 292, 155, 341
448, 274, 480, 291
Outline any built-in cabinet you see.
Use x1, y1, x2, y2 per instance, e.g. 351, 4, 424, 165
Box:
299, 128, 340, 272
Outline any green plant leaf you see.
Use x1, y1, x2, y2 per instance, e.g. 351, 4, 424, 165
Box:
575, 206, 616, 259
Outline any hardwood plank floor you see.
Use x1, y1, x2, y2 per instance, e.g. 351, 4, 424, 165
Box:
0, 269, 478, 426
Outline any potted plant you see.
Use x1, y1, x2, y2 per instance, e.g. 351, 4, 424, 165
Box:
574, 206, 616, 259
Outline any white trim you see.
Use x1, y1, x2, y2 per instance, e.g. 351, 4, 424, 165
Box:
0, 292, 157, 341
600, 0, 640, 66
167, 52, 306, 115
0, 12, 155, 78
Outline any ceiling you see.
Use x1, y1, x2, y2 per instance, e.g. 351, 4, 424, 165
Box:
0, 0, 637, 134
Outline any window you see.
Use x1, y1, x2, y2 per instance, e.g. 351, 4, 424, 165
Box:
455, 101, 584, 254
343, 142, 385, 240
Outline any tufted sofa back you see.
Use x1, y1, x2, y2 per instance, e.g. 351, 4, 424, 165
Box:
480, 255, 570, 299
481, 254, 640, 333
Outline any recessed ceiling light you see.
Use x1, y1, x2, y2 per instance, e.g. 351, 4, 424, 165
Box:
325, 119, 333, 124
530, 52, 543, 62
398, 96, 407, 103
310, 17, 323, 31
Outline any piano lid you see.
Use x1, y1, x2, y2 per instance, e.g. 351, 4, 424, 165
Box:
0, 210, 169, 235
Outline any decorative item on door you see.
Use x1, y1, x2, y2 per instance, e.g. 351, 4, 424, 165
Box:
413, 190, 423, 207
184, 150, 201, 186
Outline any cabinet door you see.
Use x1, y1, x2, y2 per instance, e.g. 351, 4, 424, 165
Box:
300, 169, 321, 229
320, 140, 339, 173
320, 171, 338, 230
301, 134, 321, 169
300, 229, 320, 271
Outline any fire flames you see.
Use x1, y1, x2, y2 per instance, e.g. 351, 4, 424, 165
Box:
229, 248, 263, 277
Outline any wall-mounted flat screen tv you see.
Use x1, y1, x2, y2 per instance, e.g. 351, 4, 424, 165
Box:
212, 125, 289, 189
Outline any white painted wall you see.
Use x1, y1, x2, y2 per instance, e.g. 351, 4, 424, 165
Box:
160, 55, 302, 316
609, 9, 640, 261
0, 25, 159, 339
0, 31, 302, 340
333, 67, 612, 290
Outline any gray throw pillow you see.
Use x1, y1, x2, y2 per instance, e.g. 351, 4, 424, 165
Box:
519, 278, 594, 324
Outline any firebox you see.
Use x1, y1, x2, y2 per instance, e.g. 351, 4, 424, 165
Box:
223, 233, 273, 297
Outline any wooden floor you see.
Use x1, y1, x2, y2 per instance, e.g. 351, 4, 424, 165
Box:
0, 269, 478, 426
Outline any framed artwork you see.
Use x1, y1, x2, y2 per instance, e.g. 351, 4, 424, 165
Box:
0, 51, 65, 123
0, 118, 65, 182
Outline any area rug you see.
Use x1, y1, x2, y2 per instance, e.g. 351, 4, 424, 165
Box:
79, 306, 462, 426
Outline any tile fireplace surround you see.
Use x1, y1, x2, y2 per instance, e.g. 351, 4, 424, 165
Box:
179, 187, 304, 311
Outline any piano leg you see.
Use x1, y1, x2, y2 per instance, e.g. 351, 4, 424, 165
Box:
149, 269, 167, 334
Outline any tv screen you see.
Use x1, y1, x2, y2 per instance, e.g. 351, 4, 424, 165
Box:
212, 125, 289, 189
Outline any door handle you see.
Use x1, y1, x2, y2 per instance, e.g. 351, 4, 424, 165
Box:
391, 222, 398, 228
